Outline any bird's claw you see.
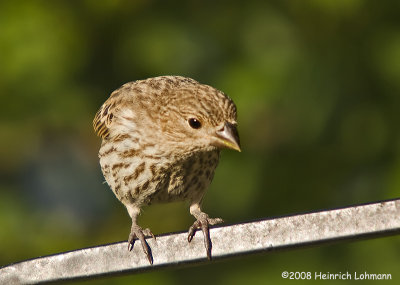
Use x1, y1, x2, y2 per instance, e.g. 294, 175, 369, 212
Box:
187, 215, 224, 260
128, 226, 155, 264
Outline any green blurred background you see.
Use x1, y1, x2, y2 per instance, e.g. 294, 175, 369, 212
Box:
1, 0, 399, 284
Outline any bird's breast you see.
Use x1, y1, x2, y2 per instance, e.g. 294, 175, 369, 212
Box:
99, 138, 220, 206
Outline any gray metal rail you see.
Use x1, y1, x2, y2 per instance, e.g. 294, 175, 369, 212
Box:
1, 199, 399, 284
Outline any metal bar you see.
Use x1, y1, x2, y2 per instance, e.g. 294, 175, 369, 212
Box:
1, 199, 399, 284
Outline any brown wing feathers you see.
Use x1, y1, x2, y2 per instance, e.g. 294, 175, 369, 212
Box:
93, 103, 114, 139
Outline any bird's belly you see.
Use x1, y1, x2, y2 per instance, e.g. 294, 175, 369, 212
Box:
145, 172, 210, 205
144, 151, 220, 205
99, 143, 220, 206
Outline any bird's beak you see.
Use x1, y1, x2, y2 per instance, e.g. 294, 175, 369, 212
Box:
215, 122, 241, 152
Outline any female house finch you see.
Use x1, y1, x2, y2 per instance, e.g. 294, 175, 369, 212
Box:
93, 76, 240, 264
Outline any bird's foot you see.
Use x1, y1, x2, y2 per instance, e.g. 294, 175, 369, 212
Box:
128, 225, 155, 264
187, 214, 224, 260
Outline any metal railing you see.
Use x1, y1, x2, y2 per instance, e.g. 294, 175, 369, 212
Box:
1, 198, 399, 284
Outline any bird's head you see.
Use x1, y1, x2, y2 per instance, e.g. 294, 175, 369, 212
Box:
154, 77, 241, 155
94, 76, 240, 156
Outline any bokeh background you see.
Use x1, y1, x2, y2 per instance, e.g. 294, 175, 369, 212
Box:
1, 0, 399, 284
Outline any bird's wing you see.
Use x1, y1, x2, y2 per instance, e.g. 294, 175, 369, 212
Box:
94, 82, 142, 139
93, 101, 115, 139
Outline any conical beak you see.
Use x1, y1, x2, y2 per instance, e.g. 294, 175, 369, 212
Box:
215, 122, 241, 152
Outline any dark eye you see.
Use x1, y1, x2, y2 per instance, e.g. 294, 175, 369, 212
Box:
188, 118, 202, 129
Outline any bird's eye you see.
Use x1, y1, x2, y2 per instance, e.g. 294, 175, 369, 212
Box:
188, 118, 202, 129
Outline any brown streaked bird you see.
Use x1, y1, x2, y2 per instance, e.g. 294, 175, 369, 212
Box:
93, 76, 240, 264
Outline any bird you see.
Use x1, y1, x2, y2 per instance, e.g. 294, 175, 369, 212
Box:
93, 76, 240, 264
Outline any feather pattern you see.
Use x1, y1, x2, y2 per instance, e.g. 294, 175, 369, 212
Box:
93, 102, 115, 139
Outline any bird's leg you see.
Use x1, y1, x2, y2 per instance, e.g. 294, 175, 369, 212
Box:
187, 203, 224, 260
127, 207, 155, 264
